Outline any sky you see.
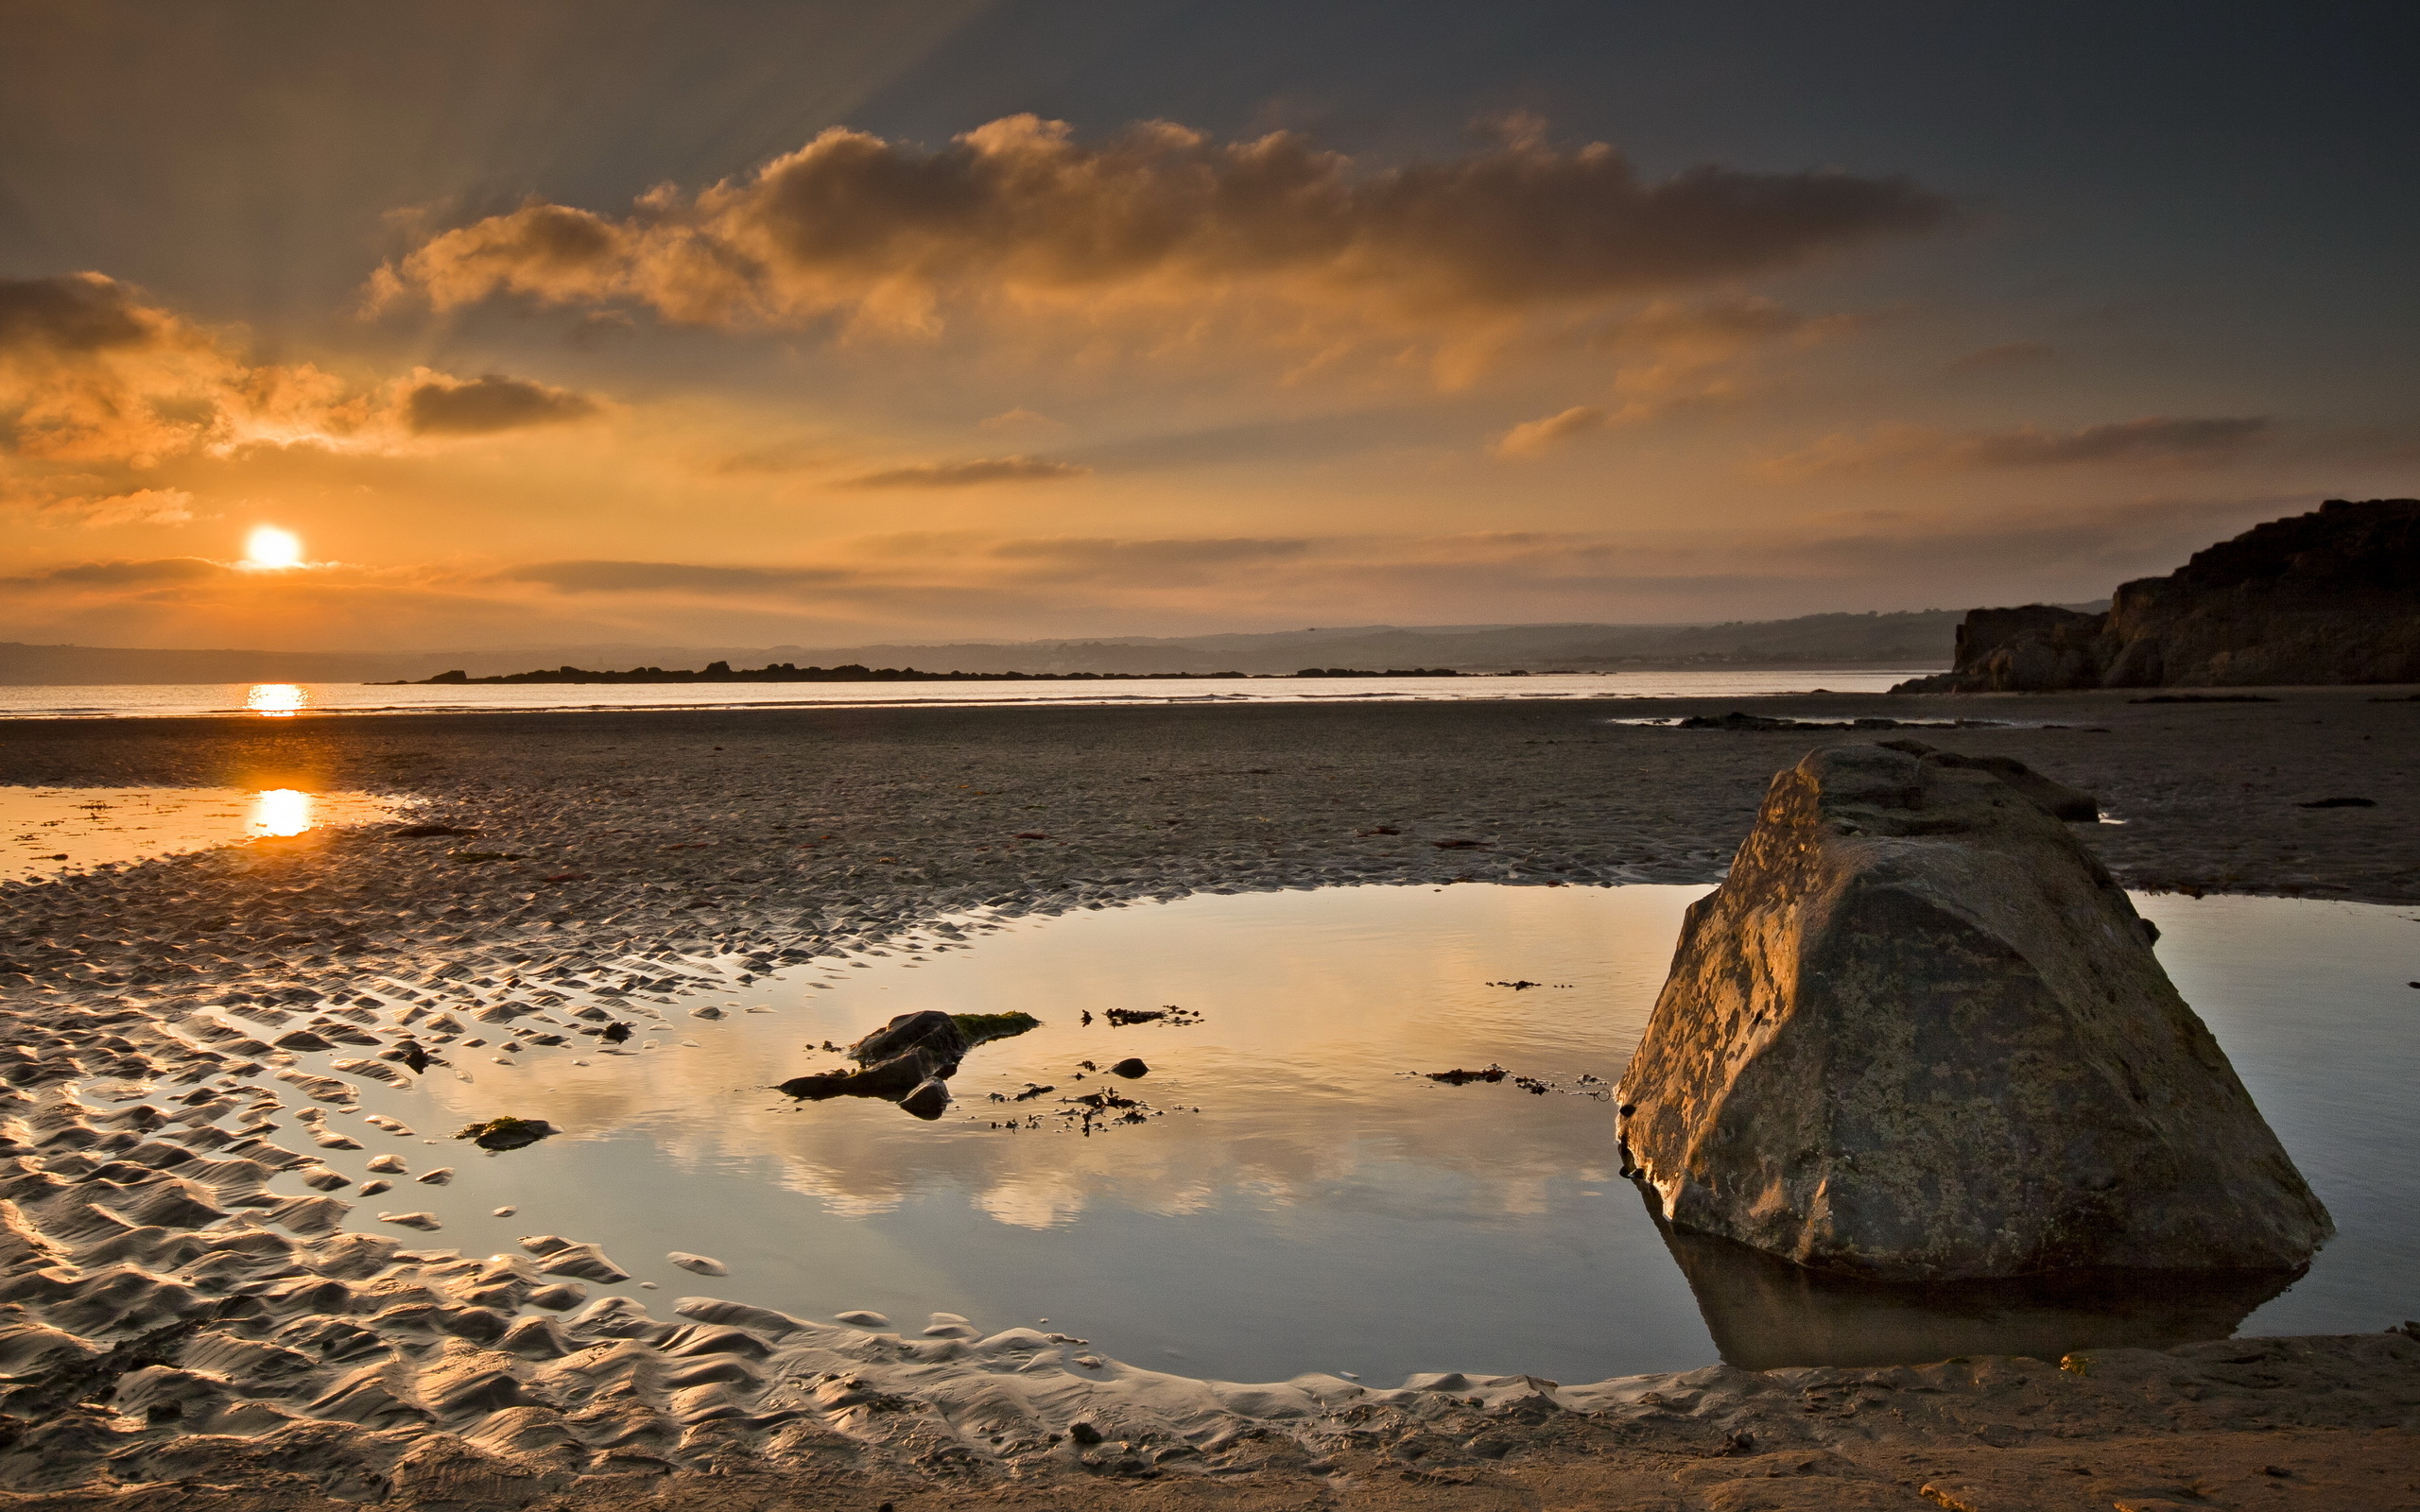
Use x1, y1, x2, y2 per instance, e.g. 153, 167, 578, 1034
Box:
2, 0, 2415, 652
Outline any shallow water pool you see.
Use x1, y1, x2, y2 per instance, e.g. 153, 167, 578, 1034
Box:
0, 785, 406, 882
271, 885, 2420, 1386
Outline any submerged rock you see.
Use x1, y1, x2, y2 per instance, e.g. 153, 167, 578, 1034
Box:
452, 1116, 558, 1151
1615, 744, 2332, 1280
898, 1076, 951, 1121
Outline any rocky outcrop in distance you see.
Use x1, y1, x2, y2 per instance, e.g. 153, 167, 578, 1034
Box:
1896, 498, 2420, 692
1615, 744, 2332, 1280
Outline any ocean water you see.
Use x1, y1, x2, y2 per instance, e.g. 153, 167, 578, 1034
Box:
242, 884, 2420, 1386
0, 669, 1932, 720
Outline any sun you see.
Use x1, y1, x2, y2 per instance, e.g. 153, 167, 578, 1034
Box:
243, 525, 303, 569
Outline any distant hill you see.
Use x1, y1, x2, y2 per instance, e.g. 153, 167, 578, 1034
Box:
0, 607, 2045, 685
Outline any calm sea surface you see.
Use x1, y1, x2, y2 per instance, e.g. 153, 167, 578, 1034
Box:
0, 669, 1930, 720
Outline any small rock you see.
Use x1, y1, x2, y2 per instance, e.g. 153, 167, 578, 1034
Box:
900, 1076, 951, 1120
358, 1179, 392, 1196
416, 1168, 455, 1185
366, 1154, 406, 1174
835, 1310, 890, 1328
493, 1206, 517, 1216
667, 1251, 729, 1276
1107, 1057, 1149, 1078
379, 1211, 443, 1231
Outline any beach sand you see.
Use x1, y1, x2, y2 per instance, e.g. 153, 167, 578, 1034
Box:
0, 686, 2414, 1508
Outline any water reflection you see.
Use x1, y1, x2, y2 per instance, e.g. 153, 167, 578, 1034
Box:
246, 682, 307, 716
1648, 1203, 2297, 1369
0, 785, 403, 880
280, 885, 2419, 1386
247, 788, 314, 836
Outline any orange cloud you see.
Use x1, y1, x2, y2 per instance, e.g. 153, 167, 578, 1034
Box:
0, 273, 611, 525
372, 115, 1952, 350
836, 455, 1089, 489
1490, 296, 1841, 456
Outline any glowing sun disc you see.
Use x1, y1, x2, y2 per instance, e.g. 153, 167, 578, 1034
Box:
245, 526, 302, 568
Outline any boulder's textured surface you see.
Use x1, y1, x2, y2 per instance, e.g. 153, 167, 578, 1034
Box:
1615, 745, 2332, 1280
1898, 498, 2420, 691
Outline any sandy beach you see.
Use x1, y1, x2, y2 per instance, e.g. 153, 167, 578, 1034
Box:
1, 687, 2416, 1510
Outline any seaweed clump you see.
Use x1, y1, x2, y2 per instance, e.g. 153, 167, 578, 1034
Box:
454, 1115, 559, 1151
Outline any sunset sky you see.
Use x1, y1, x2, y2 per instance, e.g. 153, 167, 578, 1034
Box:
3, 1, 2414, 651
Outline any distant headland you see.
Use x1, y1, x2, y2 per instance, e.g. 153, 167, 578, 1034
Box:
1898, 498, 2420, 693
391, 662, 1477, 685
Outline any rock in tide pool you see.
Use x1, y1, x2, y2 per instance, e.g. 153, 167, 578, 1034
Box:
453, 1116, 557, 1151
898, 1075, 951, 1121
1615, 744, 2333, 1280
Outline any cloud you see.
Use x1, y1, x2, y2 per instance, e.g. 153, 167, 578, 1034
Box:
1963, 416, 2271, 466
1492, 405, 1611, 458
0, 273, 160, 353
978, 407, 1063, 432
836, 455, 1089, 489
1760, 415, 2274, 480
493, 560, 849, 594
1493, 296, 1853, 456
402, 370, 601, 436
372, 115, 1952, 350
0, 273, 620, 524
2, 555, 228, 588
1946, 341, 2055, 374
1, 498, 2322, 649
0, 476, 199, 527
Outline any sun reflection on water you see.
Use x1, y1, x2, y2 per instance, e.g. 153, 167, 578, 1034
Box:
246, 683, 307, 716
249, 789, 313, 836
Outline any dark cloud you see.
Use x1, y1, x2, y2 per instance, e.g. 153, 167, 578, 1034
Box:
403, 371, 601, 435
1962, 415, 2270, 466
493, 560, 849, 594
1764, 415, 2274, 479
4, 556, 225, 587
838, 456, 1089, 489
983, 536, 1310, 583
1945, 341, 2056, 374
377, 115, 1953, 337
0, 273, 159, 355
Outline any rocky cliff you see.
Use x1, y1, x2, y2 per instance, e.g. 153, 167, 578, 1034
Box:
1897, 498, 2420, 691
1614, 744, 2332, 1280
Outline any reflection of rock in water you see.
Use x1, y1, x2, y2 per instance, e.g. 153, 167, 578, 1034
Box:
1647, 1193, 2297, 1370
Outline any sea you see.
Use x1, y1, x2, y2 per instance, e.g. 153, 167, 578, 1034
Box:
0, 669, 1933, 720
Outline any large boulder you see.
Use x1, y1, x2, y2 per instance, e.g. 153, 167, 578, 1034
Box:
1615, 745, 2332, 1280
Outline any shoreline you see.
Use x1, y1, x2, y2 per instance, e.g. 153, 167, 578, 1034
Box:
1, 688, 2415, 1507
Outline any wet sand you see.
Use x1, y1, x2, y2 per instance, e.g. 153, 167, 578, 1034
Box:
0, 686, 2415, 1508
